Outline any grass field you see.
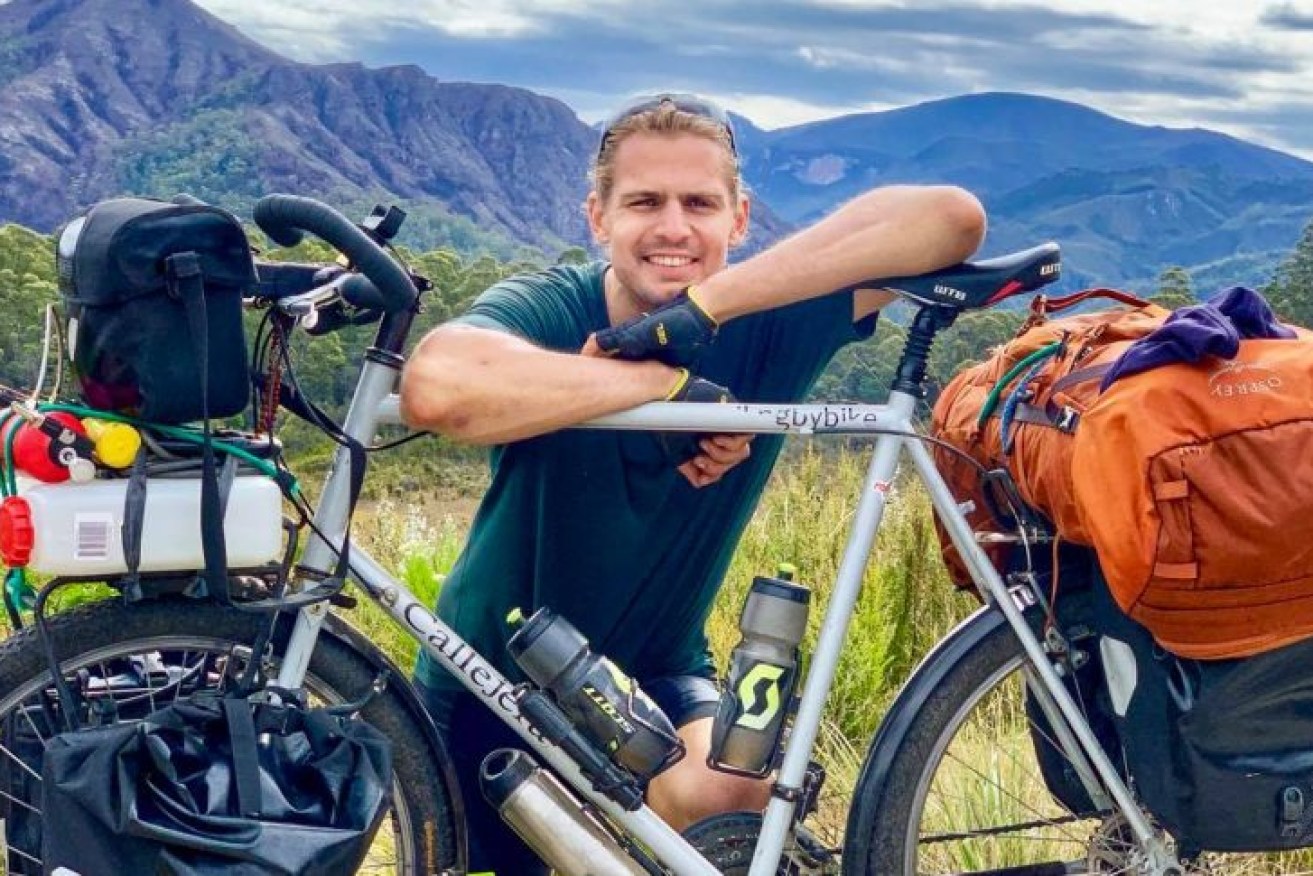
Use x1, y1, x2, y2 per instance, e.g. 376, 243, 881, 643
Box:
345, 447, 1313, 872
12, 445, 1313, 872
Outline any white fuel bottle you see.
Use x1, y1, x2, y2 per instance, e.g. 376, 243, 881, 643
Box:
14, 475, 283, 576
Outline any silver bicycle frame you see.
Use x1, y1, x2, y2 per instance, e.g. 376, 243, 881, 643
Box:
273, 356, 1172, 874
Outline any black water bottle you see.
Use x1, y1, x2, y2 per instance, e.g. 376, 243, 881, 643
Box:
507, 607, 684, 778
708, 566, 810, 777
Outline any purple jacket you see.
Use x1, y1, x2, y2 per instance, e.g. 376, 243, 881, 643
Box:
1100, 287, 1296, 390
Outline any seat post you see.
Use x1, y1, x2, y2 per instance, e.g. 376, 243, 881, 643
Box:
892, 306, 959, 397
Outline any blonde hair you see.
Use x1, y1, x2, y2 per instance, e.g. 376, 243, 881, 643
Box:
590, 102, 742, 204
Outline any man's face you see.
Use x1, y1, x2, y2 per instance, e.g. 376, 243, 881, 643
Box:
587, 131, 749, 318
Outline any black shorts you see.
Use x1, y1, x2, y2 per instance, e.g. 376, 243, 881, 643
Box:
642, 673, 721, 726
414, 671, 720, 875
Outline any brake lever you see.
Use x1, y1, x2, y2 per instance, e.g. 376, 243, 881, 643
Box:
274, 274, 354, 320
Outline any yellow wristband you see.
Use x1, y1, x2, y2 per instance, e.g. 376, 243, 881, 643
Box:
685, 285, 719, 328
665, 367, 691, 401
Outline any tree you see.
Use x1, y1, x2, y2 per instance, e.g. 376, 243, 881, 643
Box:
927, 310, 1026, 387
1151, 266, 1194, 310
812, 325, 907, 403
556, 246, 589, 265
1265, 217, 1313, 328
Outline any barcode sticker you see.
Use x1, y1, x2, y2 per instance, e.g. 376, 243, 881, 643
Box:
73, 513, 115, 561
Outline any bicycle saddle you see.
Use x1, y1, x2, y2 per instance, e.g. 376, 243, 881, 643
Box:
876, 242, 1062, 310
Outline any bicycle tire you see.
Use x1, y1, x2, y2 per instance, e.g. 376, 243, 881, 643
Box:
0, 596, 463, 875
842, 607, 1119, 875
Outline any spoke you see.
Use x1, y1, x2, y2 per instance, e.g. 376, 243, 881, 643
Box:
183, 651, 206, 702
18, 703, 48, 749
0, 741, 41, 784
0, 785, 41, 813
925, 812, 1099, 844
930, 746, 1091, 848
145, 655, 159, 714
6, 839, 42, 866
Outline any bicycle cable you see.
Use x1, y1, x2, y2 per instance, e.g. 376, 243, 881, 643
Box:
855, 425, 1045, 591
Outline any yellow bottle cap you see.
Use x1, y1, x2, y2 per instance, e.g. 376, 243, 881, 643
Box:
82, 419, 141, 469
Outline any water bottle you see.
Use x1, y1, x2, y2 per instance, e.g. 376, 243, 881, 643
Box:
708, 565, 810, 777
507, 607, 684, 778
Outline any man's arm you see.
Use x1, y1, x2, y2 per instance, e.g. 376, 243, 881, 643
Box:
700, 185, 984, 324
399, 323, 680, 444
402, 185, 984, 445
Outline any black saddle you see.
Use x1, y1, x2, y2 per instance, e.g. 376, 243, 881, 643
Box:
874, 242, 1061, 310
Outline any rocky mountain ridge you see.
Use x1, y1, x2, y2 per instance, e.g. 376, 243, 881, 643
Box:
3, 0, 1312, 289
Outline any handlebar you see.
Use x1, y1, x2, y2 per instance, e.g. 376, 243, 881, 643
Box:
255, 263, 388, 311
253, 194, 418, 315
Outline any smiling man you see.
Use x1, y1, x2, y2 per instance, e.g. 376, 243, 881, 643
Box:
400, 93, 985, 874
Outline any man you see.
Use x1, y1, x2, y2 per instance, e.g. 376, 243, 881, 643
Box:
399, 93, 985, 873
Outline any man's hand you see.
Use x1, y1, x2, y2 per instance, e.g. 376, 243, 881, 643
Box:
584, 287, 718, 366
677, 433, 753, 489
660, 370, 751, 488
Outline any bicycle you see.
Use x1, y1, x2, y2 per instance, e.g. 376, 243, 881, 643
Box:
0, 192, 1226, 875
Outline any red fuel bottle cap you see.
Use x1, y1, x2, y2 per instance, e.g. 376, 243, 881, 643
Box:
0, 495, 34, 568
11, 412, 86, 483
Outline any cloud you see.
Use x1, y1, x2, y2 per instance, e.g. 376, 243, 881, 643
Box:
192, 0, 1313, 158
1175, 95, 1313, 154
348, 2, 1289, 111
1261, 3, 1313, 31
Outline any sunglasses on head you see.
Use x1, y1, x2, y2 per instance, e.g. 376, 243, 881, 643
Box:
596, 93, 738, 161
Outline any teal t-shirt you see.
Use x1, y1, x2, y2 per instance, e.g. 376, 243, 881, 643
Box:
416, 262, 874, 695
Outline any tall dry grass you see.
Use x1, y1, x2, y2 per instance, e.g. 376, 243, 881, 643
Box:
351, 444, 982, 848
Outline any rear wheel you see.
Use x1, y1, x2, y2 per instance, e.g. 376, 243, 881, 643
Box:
841, 611, 1313, 875
0, 597, 462, 874
843, 611, 1133, 874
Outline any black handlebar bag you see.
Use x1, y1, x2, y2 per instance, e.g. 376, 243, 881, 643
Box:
40, 693, 392, 875
56, 197, 254, 424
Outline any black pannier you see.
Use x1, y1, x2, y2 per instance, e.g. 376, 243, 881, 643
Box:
1090, 571, 1313, 852
40, 692, 393, 875
56, 197, 255, 424
1034, 554, 1313, 852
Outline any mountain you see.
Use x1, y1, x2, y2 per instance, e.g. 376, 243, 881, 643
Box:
0, 0, 792, 255
740, 93, 1313, 289
2, 0, 1312, 290
0, 0, 600, 251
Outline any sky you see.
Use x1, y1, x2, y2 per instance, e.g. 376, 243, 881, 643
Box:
193, 0, 1313, 160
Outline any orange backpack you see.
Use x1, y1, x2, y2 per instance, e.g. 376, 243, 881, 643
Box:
930, 291, 1169, 586
1072, 327, 1313, 659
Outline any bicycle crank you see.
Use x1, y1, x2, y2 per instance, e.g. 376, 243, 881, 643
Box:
681, 811, 836, 875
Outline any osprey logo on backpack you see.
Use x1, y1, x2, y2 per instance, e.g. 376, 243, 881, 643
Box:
1208, 360, 1283, 399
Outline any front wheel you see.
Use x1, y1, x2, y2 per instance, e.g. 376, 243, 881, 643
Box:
0, 596, 463, 875
843, 607, 1126, 875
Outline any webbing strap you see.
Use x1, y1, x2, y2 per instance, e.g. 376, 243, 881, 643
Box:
222, 696, 263, 817
1048, 362, 1114, 397
1153, 562, 1198, 580
1154, 480, 1190, 502
166, 253, 229, 605
120, 447, 148, 602
1009, 403, 1059, 427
